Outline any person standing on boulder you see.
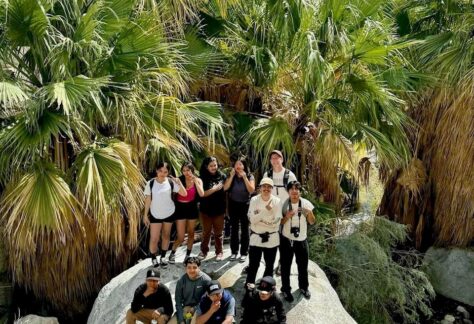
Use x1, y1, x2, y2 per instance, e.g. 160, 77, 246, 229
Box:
263, 150, 297, 203
144, 162, 187, 267
241, 276, 286, 324
126, 268, 173, 324
263, 150, 297, 275
198, 157, 227, 262
196, 280, 235, 324
246, 178, 282, 287
168, 162, 205, 264
279, 181, 316, 302
174, 257, 211, 324
223, 154, 255, 262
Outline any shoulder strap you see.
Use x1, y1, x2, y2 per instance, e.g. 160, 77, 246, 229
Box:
267, 169, 273, 179
150, 179, 155, 200
283, 169, 290, 187
282, 198, 290, 215
168, 178, 175, 200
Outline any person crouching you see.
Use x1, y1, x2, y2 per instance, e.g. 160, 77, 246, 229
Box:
126, 268, 173, 324
241, 276, 286, 324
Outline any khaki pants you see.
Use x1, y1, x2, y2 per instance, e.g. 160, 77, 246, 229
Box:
126, 308, 170, 324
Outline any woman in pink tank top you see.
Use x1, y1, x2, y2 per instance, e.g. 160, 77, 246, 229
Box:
168, 162, 204, 263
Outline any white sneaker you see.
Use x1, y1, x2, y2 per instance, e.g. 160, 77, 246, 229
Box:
230, 254, 238, 260
239, 255, 247, 263
216, 253, 224, 261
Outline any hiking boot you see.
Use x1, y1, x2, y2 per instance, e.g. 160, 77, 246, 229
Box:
197, 252, 207, 260
281, 290, 294, 302
230, 254, 238, 261
300, 289, 311, 299
216, 253, 224, 261
168, 252, 176, 264
239, 255, 247, 263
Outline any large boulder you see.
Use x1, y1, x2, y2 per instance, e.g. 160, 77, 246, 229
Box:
88, 243, 356, 324
14, 315, 59, 324
423, 247, 474, 306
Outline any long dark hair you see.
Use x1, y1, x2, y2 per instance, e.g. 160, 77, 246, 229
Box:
230, 154, 251, 175
200, 156, 220, 181
181, 161, 196, 174
156, 162, 171, 172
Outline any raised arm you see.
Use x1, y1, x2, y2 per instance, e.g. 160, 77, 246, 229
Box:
194, 177, 205, 197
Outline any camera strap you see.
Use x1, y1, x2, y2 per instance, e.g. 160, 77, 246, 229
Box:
288, 199, 302, 230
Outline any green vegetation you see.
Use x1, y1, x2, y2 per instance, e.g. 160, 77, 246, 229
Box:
309, 217, 435, 324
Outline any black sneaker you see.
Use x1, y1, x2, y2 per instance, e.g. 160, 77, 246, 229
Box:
281, 290, 294, 302
160, 258, 168, 268
168, 253, 176, 264
275, 263, 281, 276
300, 289, 311, 299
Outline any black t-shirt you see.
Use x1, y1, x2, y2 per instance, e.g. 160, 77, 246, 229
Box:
241, 290, 286, 324
200, 172, 226, 216
130, 283, 173, 316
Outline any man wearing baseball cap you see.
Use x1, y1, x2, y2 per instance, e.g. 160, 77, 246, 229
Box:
196, 280, 235, 324
241, 276, 286, 324
263, 150, 297, 202
126, 268, 173, 324
246, 178, 282, 287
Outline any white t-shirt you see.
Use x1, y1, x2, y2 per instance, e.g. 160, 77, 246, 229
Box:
263, 168, 297, 202
281, 197, 314, 241
144, 179, 180, 219
247, 194, 282, 248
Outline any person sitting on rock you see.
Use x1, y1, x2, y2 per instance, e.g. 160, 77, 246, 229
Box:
126, 268, 173, 324
279, 181, 316, 302
241, 276, 286, 324
175, 257, 212, 324
196, 280, 235, 324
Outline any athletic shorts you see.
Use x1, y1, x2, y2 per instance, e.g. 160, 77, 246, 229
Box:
149, 213, 175, 224
173, 201, 199, 220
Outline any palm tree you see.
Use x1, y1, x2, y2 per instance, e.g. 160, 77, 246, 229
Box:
197, 0, 415, 209
0, 0, 227, 315
379, 0, 474, 249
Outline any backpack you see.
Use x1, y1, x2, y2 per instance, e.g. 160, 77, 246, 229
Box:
149, 178, 176, 202
267, 168, 290, 190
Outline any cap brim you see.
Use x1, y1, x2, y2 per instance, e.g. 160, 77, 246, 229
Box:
208, 289, 223, 295
146, 277, 160, 281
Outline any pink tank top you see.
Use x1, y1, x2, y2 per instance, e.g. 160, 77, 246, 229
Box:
177, 185, 197, 203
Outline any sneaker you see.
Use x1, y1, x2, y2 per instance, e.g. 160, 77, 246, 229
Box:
197, 252, 207, 260
151, 256, 159, 268
216, 253, 224, 261
230, 254, 238, 261
281, 290, 294, 302
168, 253, 176, 264
239, 255, 247, 263
300, 289, 311, 299
275, 263, 281, 276
160, 258, 168, 268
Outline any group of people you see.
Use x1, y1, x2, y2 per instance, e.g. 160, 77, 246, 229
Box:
126, 257, 285, 324
130, 149, 316, 323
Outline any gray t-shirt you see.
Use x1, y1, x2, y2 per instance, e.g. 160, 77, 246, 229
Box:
229, 174, 254, 203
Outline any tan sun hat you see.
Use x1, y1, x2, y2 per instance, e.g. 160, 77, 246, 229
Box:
259, 177, 274, 187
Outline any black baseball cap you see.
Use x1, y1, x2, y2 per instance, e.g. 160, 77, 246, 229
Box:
257, 276, 276, 293
146, 268, 160, 281
206, 280, 223, 295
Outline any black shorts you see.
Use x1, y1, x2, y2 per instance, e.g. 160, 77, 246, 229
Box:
149, 213, 175, 224
173, 201, 199, 220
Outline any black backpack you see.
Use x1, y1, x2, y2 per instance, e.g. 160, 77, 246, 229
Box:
149, 178, 176, 201
267, 168, 290, 190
